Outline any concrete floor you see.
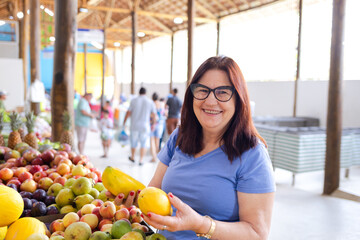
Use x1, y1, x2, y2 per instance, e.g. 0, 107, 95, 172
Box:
83, 130, 360, 240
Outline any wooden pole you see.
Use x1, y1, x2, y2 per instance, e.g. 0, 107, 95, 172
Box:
84, 43, 87, 94
323, 0, 346, 195
216, 20, 220, 56
30, 0, 41, 115
170, 34, 174, 93
51, 0, 77, 141
120, 50, 124, 95
113, 50, 120, 102
187, 0, 195, 86
101, 29, 106, 113
20, 0, 29, 102
293, 0, 303, 117
131, 11, 137, 94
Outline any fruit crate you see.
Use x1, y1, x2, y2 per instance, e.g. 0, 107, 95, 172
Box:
35, 213, 66, 229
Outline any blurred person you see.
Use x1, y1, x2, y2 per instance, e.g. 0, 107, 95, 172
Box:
101, 100, 114, 122
100, 109, 114, 158
166, 88, 182, 135
123, 87, 157, 166
150, 93, 166, 163
75, 92, 95, 154
0, 91, 8, 111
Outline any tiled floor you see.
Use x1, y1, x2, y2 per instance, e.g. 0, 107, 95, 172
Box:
83, 130, 360, 240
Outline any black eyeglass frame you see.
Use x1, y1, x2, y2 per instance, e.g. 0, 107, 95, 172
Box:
190, 83, 235, 102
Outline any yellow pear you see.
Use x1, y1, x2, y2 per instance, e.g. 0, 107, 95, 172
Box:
119, 231, 143, 240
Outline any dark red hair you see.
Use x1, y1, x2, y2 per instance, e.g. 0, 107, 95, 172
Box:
176, 56, 266, 162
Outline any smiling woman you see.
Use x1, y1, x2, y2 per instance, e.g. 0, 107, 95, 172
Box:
143, 56, 276, 240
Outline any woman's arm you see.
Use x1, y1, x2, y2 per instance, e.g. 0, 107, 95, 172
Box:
148, 161, 168, 188
143, 191, 274, 240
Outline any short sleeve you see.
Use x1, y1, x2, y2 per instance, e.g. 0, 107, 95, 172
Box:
157, 128, 178, 166
236, 143, 276, 194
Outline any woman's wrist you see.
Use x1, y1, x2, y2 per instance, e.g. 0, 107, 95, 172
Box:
195, 215, 212, 235
196, 216, 216, 239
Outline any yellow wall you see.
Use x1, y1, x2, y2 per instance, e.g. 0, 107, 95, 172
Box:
75, 52, 113, 99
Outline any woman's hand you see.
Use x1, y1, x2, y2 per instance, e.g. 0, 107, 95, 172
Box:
113, 190, 142, 208
141, 192, 207, 233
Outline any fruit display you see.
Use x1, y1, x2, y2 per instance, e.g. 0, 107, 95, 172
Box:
60, 111, 74, 149
102, 166, 145, 198
46, 200, 166, 240
24, 112, 38, 149
0, 112, 6, 146
7, 112, 23, 149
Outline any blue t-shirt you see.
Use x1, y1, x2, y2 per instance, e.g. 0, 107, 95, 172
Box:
128, 95, 156, 133
157, 129, 276, 240
75, 98, 91, 127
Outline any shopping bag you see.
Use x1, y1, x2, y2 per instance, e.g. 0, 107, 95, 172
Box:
115, 129, 129, 146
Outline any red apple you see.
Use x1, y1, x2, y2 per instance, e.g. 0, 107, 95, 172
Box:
54, 176, 67, 186
91, 199, 104, 207
41, 165, 49, 171
99, 201, 116, 219
59, 143, 72, 153
38, 177, 54, 190
33, 171, 47, 182
48, 172, 61, 181
56, 151, 69, 159
115, 208, 130, 221
4, 150, 21, 160
68, 151, 77, 161
31, 157, 44, 166
59, 158, 72, 166
18, 171, 33, 182
56, 163, 71, 176
20, 179, 37, 192
72, 155, 88, 165
91, 207, 102, 221
85, 172, 98, 183
7, 179, 21, 189
41, 150, 55, 163
49, 219, 65, 233
22, 149, 41, 162
53, 155, 66, 166
15, 157, 27, 167
0, 168, 14, 181
98, 219, 113, 230
29, 165, 43, 175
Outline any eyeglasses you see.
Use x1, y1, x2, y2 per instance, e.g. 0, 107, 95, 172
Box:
190, 83, 235, 102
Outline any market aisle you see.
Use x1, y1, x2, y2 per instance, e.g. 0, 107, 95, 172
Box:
83, 130, 360, 240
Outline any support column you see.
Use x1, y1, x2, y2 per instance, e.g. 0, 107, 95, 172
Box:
170, 34, 174, 92
30, 0, 41, 115
19, 0, 29, 102
131, 11, 137, 94
187, 0, 195, 86
101, 29, 107, 113
293, 0, 303, 117
51, 0, 77, 141
84, 43, 87, 94
323, 0, 346, 195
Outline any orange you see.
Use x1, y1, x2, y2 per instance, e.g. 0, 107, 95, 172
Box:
138, 187, 172, 216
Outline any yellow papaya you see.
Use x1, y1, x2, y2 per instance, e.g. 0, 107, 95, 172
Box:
102, 166, 145, 198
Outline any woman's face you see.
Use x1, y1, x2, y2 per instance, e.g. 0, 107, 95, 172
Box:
193, 69, 236, 136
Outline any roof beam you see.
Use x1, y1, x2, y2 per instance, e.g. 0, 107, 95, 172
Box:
104, 0, 115, 28
78, 24, 171, 36
195, 1, 217, 19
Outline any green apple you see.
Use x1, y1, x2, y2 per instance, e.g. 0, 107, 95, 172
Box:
64, 222, 91, 240
89, 231, 111, 240
74, 194, 94, 210
72, 165, 87, 177
147, 233, 167, 240
71, 177, 92, 196
94, 182, 105, 192
89, 188, 100, 199
64, 178, 76, 188
48, 183, 64, 197
111, 220, 132, 239
55, 188, 75, 207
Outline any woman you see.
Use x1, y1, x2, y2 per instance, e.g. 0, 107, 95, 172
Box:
140, 56, 275, 239
150, 92, 166, 162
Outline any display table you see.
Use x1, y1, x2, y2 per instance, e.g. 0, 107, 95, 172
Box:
256, 124, 360, 185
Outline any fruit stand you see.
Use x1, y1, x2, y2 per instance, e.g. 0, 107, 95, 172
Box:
0, 113, 168, 240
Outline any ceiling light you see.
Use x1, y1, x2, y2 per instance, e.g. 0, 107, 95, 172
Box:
0, 20, 5, 26
114, 42, 120, 47
174, 17, 183, 24
137, 32, 145, 37
40, 5, 45, 10
17, 12, 24, 19
27, 9, 30, 14
49, 36, 55, 42
44, 8, 54, 17
90, 41, 103, 50
79, 7, 88, 13
9, 16, 13, 19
